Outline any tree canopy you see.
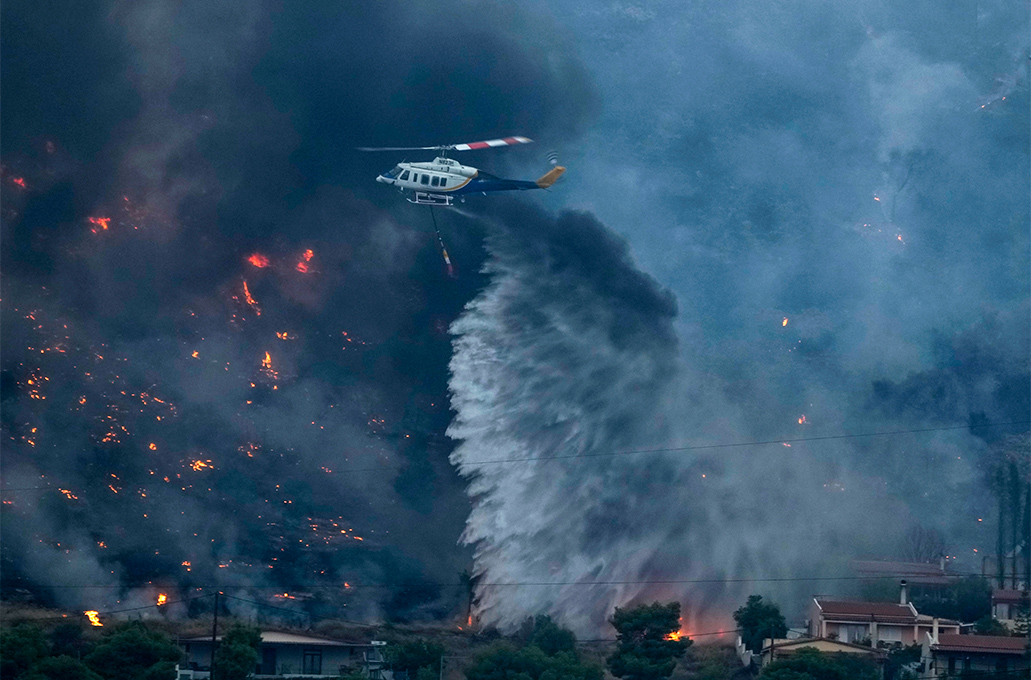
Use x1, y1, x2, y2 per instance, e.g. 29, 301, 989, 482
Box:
759, 648, 879, 680
606, 602, 690, 680
733, 595, 788, 654
83, 622, 181, 680
212, 624, 262, 680
386, 638, 445, 679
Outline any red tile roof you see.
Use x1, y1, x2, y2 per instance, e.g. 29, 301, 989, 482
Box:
933, 634, 1028, 655
992, 589, 1030, 604
815, 599, 917, 622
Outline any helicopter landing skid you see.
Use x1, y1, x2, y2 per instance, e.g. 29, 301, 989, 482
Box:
408, 192, 453, 207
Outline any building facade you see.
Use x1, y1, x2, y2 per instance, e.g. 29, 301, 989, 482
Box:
178, 631, 387, 679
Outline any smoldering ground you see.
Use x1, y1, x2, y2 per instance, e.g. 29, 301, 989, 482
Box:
2, 0, 1027, 636
0, 0, 595, 621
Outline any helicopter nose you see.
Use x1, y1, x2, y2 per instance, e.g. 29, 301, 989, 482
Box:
376, 175, 388, 184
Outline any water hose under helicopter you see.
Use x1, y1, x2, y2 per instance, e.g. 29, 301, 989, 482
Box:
429, 206, 455, 278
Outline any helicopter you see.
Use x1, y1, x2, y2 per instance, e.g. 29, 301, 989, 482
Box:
359, 136, 565, 206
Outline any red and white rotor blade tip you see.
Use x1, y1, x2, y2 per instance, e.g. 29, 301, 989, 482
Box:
452, 136, 533, 151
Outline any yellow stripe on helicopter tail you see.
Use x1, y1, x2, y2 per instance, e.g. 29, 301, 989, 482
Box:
535, 166, 566, 189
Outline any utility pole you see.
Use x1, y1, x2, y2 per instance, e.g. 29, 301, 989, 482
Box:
210, 591, 220, 676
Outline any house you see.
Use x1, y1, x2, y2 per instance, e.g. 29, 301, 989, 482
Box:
177, 631, 388, 679
758, 637, 886, 668
923, 633, 1029, 678
808, 581, 960, 646
851, 558, 959, 595
991, 588, 1029, 630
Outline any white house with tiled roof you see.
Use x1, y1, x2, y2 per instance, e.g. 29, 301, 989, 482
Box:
808, 582, 959, 646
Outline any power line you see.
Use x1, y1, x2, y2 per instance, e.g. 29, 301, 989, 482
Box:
2, 571, 995, 590
2, 419, 1026, 493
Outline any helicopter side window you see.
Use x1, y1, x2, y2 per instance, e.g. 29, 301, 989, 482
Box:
431, 176, 439, 187
421, 175, 430, 185
400, 170, 409, 181
439, 177, 447, 187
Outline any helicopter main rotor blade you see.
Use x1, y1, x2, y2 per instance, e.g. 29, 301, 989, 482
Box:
452, 136, 533, 151
357, 137, 533, 152
357, 146, 447, 152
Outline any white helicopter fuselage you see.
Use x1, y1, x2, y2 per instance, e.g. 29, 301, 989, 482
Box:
376, 157, 479, 193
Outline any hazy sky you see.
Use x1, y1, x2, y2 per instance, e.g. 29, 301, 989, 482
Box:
1, 0, 1027, 633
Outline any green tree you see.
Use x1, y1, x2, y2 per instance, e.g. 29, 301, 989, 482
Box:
759, 647, 878, 680
972, 615, 1009, 636
212, 624, 262, 680
514, 616, 576, 657
0, 624, 48, 680
733, 595, 788, 654
386, 639, 445, 679
48, 624, 90, 659
884, 643, 921, 680
24, 656, 103, 680
606, 602, 690, 680
914, 576, 991, 623
465, 643, 601, 680
83, 623, 181, 680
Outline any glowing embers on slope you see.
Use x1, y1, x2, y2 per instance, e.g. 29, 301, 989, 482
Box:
295, 248, 315, 273
189, 459, 214, 472
156, 593, 168, 606
84, 611, 103, 627
247, 253, 271, 268
260, 351, 278, 382
87, 217, 111, 233
241, 280, 262, 316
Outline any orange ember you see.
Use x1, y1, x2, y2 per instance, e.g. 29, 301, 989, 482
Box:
247, 253, 270, 268
797, 415, 807, 424
190, 459, 213, 472
88, 217, 111, 233
295, 261, 310, 273
156, 593, 168, 606
84, 611, 103, 627
782, 317, 788, 327
12, 177, 26, 188
302, 249, 314, 261
242, 281, 261, 315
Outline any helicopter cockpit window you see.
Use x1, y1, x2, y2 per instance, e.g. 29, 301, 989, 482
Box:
421, 175, 430, 185
400, 170, 409, 180
391, 165, 403, 176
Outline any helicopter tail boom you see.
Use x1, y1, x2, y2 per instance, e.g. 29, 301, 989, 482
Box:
535, 166, 566, 189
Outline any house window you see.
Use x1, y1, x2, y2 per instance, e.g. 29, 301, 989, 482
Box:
421, 175, 430, 185
400, 171, 409, 181
303, 649, 322, 674
879, 626, 902, 642
431, 176, 439, 187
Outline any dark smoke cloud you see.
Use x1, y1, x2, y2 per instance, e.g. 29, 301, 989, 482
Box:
1, 0, 597, 622
442, 0, 1028, 633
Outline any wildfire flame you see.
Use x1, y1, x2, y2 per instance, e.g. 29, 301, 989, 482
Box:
247, 253, 270, 268
87, 217, 111, 233
12, 177, 26, 188
664, 630, 683, 641
241, 281, 261, 316
798, 414, 807, 424
84, 611, 103, 627
190, 459, 213, 471
782, 317, 788, 327
156, 593, 168, 606
295, 248, 315, 273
